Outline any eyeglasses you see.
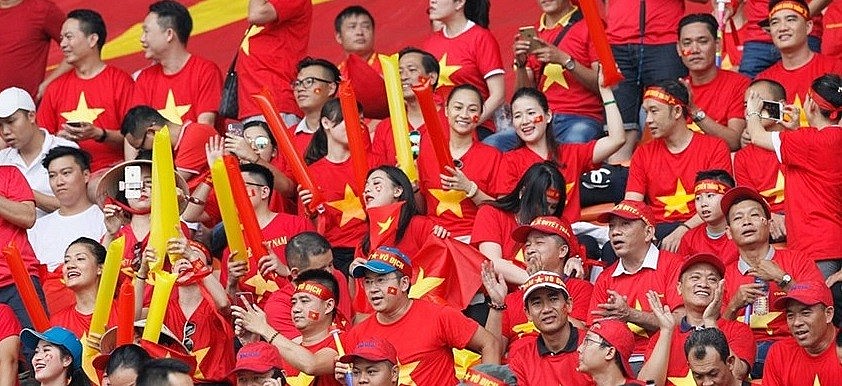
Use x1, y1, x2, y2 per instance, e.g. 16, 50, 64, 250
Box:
247, 135, 271, 150
291, 77, 334, 89
183, 321, 196, 352
581, 337, 609, 349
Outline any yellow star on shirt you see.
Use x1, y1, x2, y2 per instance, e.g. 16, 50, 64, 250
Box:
428, 188, 467, 217
408, 267, 444, 299
814, 374, 821, 386
760, 171, 785, 204
191, 347, 211, 380
398, 360, 420, 386
378, 216, 394, 235
244, 273, 279, 299
667, 369, 697, 386
687, 121, 703, 133
657, 180, 695, 218
240, 25, 264, 56
285, 372, 315, 386
628, 299, 649, 338
437, 53, 462, 87
157, 89, 191, 125
61, 92, 105, 124
326, 185, 367, 226
738, 311, 782, 335
565, 181, 575, 205
721, 54, 735, 71
542, 63, 569, 92
793, 94, 808, 127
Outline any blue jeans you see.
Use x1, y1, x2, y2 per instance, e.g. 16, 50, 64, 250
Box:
751, 340, 775, 380
611, 43, 688, 129
739, 36, 822, 78
482, 113, 603, 152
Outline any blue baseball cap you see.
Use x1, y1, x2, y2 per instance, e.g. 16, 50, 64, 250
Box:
21, 327, 82, 369
351, 246, 412, 278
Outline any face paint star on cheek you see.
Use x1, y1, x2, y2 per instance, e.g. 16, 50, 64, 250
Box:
681, 48, 693, 57
314, 88, 322, 95
532, 115, 544, 124
387, 286, 398, 295
471, 115, 479, 123
308, 311, 320, 320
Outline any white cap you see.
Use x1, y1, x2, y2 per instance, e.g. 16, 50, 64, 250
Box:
0, 87, 36, 118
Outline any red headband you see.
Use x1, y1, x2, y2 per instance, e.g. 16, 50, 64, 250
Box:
808, 89, 842, 121
546, 187, 561, 201
295, 281, 334, 301
769, 1, 810, 20
644, 87, 684, 108
694, 179, 730, 195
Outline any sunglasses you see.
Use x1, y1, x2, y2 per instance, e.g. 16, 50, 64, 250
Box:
248, 135, 271, 150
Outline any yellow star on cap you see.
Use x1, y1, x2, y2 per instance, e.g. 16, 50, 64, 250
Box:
657, 180, 695, 218
378, 216, 394, 235
542, 63, 569, 92
760, 171, 785, 204
737, 311, 782, 335
408, 267, 444, 299
191, 347, 211, 380
157, 89, 191, 125
437, 53, 462, 87
428, 188, 466, 217
244, 273, 279, 299
285, 372, 315, 386
667, 369, 697, 386
326, 185, 367, 227
628, 299, 649, 338
61, 92, 105, 124
240, 26, 264, 56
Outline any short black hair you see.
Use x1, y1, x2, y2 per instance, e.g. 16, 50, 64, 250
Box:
106, 344, 151, 376
149, 1, 193, 45
68, 237, 107, 265
243, 120, 277, 150
694, 169, 735, 188
294, 269, 340, 315
684, 328, 731, 364
678, 13, 718, 39
811, 73, 842, 118
68, 9, 107, 51
239, 162, 275, 195
446, 84, 484, 114
749, 78, 787, 101
121, 105, 168, 136
398, 47, 440, 88
652, 79, 691, 117
136, 358, 191, 386
296, 57, 342, 84
286, 232, 332, 270
43, 146, 92, 171
334, 5, 374, 33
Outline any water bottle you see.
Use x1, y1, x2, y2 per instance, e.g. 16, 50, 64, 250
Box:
753, 276, 769, 315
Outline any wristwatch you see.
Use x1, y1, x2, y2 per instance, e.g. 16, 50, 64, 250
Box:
692, 109, 706, 123
779, 273, 793, 288
562, 57, 576, 71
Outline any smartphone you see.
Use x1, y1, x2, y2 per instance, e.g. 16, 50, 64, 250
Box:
123, 165, 142, 199
66, 121, 84, 128
518, 26, 541, 52
227, 122, 245, 137
236, 292, 255, 308
761, 100, 783, 121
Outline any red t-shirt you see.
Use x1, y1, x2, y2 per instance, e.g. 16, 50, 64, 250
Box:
470, 205, 523, 265
689, 70, 750, 128
36, 66, 133, 172
0, 0, 63, 96
280, 334, 342, 386
644, 318, 755, 385
627, 133, 732, 223
0, 166, 39, 287
173, 121, 217, 189
762, 332, 842, 386
343, 300, 479, 386
236, 0, 311, 118
422, 24, 504, 104
528, 14, 602, 121
733, 144, 786, 214
498, 142, 598, 222
744, 0, 823, 43
588, 247, 684, 354
418, 140, 501, 237
132, 55, 223, 125
501, 278, 593, 343
823, 1, 842, 59
263, 269, 353, 340
164, 291, 235, 383
778, 126, 842, 260
676, 226, 740, 264
0, 304, 20, 341
722, 249, 824, 342
306, 157, 369, 248
49, 306, 118, 340
606, 0, 685, 45
756, 54, 842, 126
721, 24, 747, 71
371, 118, 429, 169
507, 330, 593, 386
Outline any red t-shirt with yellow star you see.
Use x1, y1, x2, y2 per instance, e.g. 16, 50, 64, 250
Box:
777, 126, 842, 260
173, 121, 217, 189
306, 157, 368, 248
37, 65, 133, 172
501, 278, 593, 344
497, 142, 598, 222
722, 249, 824, 342
756, 54, 842, 126
235, 0, 310, 119
588, 247, 684, 355
644, 318, 755, 386
733, 144, 785, 214
280, 333, 343, 386
343, 299, 479, 386
470, 205, 522, 265
762, 332, 842, 386
626, 133, 731, 223
689, 70, 750, 128
676, 226, 740, 264
508, 329, 593, 386
418, 140, 501, 237
49, 306, 118, 340
421, 23, 504, 104
164, 290, 235, 383
527, 11, 602, 121
132, 55, 223, 126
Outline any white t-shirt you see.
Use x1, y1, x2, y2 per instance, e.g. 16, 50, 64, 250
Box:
28, 204, 106, 271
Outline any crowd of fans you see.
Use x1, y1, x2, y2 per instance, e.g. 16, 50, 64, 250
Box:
0, 0, 840, 385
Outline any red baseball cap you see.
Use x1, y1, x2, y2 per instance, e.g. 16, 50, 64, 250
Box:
596, 200, 655, 227
773, 281, 833, 309
338, 336, 398, 365
588, 320, 635, 377
228, 341, 284, 376
720, 186, 771, 219
680, 253, 725, 278
512, 216, 575, 245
